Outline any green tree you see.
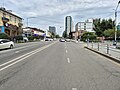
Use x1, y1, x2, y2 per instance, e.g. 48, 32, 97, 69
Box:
81, 32, 97, 41
0, 33, 9, 39
62, 30, 67, 38
117, 30, 120, 38
55, 34, 60, 38
104, 29, 114, 38
51, 32, 55, 38
93, 18, 114, 37
93, 18, 102, 36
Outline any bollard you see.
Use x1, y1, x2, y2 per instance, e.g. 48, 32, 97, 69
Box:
107, 44, 109, 54
92, 42, 93, 48
98, 42, 99, 51
87, 40, 89, 47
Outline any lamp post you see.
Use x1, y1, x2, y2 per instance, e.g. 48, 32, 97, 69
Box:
114, 0, 120, 45
26, 17, 36, 27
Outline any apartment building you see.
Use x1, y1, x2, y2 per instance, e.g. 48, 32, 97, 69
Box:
74, 19, 94, 40
0, 7, 23, 38
75, 19, 94, 32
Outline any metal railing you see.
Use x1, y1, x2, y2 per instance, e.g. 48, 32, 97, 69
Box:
87, 42, 120, 59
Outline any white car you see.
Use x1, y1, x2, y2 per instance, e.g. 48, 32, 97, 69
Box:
59, 39, 65, 42
0, 39, 14, 50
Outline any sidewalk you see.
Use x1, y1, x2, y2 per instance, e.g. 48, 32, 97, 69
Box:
78, 41, 120, 63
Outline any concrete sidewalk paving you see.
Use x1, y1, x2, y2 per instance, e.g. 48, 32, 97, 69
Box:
72, 41, 120, 64
82, 42, 120, 64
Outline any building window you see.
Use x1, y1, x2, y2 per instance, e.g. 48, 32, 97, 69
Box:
19, 19, 21, 23
9, 15, 12, 21
15, 18, 16, 23
3, 13, 6, 17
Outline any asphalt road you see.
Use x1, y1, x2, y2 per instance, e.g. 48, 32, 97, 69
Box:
0, 41, 52, 65
0, 41, 120, 90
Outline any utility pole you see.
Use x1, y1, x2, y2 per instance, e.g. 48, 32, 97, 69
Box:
26, 17, 36, 27
114, 0, 120, 45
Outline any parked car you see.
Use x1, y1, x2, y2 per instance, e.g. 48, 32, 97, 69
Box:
65, 39, 71, 42
14, 35, 28, 42
45, 38, 53, 41
0, 39, 14, 50
23, 36, 29, 42
59, 38, 65, 42
116, 45, 120, 49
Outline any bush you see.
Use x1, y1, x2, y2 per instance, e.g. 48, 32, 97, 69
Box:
14, 36, 23, 41
0, 33, 9, 39
28, 36, 34, 41
33, 35, 40, 39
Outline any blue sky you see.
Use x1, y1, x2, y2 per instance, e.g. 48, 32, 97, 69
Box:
0, 0, 120, 35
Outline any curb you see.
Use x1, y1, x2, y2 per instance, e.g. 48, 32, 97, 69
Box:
84, 46, 120, 64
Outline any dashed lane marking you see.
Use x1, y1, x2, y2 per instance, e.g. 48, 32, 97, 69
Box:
66, 50, 68, 53
72, 88, 77, 90
67, 58, 70, 63
15, 51, 20, 53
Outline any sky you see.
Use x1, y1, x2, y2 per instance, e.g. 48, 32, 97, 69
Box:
0, 0, 120, 36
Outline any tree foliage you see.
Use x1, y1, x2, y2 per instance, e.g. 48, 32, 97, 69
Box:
62, 30, 67, 38
51, 32, 55, 38
104, 29, 120, 38
117, 30, 120, 38
81, 32, 97, 41
93, 18, 114, 37
0, 33, 9, 39
55, 34, 60, 38
103, 29, 114, 38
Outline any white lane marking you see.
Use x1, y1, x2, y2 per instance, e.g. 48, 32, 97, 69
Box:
0, 42, 42, 54
66, 50, 68, 53
0, 42, 56, 72
67, 58, 70, 63
15, 51, 20, 53
0, 48, 39, 67
72, 88, 77, 90
0, 42, 54, 67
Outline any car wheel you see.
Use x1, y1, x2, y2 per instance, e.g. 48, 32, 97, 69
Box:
10, 45, 13, 49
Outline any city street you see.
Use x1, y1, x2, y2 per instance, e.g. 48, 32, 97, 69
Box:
0, 41, 120, 90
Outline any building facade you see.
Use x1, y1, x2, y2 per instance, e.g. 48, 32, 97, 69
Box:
49, 26, 56, 35
45, 30, 52, 38
0, 7, 23, 39
65, 16, 73, 38
23, 27, 45, 37
75, 19, 94, 32
75, 19, 94, 40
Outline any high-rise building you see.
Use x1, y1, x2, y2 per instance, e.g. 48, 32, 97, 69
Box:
49, 26, 56, 35
65, 16, 73, 38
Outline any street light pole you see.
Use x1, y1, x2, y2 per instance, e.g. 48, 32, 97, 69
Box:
26, 17, 36, 27
114, 1, 120, 45
27, 18, 28, 27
